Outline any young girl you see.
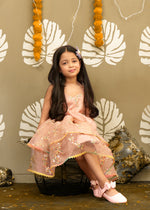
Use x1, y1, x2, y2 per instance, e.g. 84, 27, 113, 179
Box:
27, 45, 127, 204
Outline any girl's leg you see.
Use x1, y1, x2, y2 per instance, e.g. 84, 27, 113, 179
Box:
83, 153, 108, 187
76, 155, 101, 198
76, 153, 127, 203
76, 155, 96, 181
82, 153, 118, 196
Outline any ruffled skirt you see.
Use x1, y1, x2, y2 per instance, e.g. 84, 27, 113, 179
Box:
27, 115, 118, 181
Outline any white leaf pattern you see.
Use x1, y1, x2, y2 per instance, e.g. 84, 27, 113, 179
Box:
22, 19, 67, 67
0, 29, 8, 62
19, 99, 44, 143
139, 26, 150, 67
95, 98, 125, 142
81, 20, 126, 67
139, 105, 150, 144
0, 114, 5, 140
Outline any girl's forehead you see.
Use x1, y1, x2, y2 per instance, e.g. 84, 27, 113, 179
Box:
60, 51, 76, 60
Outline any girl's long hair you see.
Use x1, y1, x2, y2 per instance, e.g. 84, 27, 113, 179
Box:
48, 45, 99, 121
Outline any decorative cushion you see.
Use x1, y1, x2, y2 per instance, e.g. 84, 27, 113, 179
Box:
0, 167, 14, 187
109, 127, 150, 183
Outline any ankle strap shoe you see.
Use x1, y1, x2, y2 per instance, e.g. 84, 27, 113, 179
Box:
99, 181, 116, 197
103, 191, 127, 203
100, 182, 127, 203
90, 181, 127, 203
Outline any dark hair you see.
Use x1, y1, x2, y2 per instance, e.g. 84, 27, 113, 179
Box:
48, 45, 99, 121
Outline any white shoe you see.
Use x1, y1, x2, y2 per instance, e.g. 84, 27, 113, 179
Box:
101, 182, 127, 203
91, 181, 127, 203
103, 191, 127, 203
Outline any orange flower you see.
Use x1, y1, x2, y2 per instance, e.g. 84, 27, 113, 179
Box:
33, 25, 42, 32
33, 0, 42, 61
94, 13, 102, 20
34, 41, 42, 48
95, 0, 102, 2
33, 14, 42, 21
33, 8, 42, 16
33, 2, 42, 9
33, 33, 42, 41
93, 0, 103, 47
94, 20, 102, 27
94, 0, 102, 7
34, 27, 42, 33
33, 47, 42, 53
94, 32, 103, 40
34, 52, 41, 61
33, 20, 42, 26
94, 26, 102, 33
95, 39, 104, 47
94, 7, 102, 15
34, 0, 42, 3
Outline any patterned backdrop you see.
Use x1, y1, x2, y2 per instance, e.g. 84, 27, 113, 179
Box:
0, 0, 149, 182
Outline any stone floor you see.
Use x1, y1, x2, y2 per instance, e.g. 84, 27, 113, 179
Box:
0, 182, 150, 210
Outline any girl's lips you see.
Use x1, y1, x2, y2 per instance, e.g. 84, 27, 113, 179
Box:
69, 69, 75, 73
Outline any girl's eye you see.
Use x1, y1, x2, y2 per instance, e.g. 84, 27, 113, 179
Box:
72, 60, 77, 63
62, 62, 67, 65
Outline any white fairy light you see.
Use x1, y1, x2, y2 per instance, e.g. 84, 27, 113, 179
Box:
114, 0, 145, 20
67, 0, 81, 43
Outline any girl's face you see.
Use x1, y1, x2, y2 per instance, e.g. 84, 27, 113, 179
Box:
59, 51, 81, 79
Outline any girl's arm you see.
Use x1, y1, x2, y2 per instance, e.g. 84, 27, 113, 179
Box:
38, 85, 53, 128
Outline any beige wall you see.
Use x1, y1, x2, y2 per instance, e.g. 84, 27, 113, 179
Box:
0, 0, 149, 182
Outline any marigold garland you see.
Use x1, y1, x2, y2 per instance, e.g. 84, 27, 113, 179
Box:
94, 0, 104, 47
33, 0, 42, 61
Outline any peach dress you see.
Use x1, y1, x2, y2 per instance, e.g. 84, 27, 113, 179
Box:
27, 90, 118, 181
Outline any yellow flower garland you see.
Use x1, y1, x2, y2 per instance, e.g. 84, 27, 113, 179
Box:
94, 0, 104, 47
33, 0, 42, 61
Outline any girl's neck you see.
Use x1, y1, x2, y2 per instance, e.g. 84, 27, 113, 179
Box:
65, 77, 78, 86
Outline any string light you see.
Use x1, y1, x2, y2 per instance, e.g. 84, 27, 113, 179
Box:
67, 0, 81, 43
114, 0, 145, 20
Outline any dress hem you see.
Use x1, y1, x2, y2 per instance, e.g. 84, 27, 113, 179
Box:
28, 151, 116, 179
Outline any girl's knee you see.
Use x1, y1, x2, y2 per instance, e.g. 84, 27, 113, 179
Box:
75, 155, 84, 161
